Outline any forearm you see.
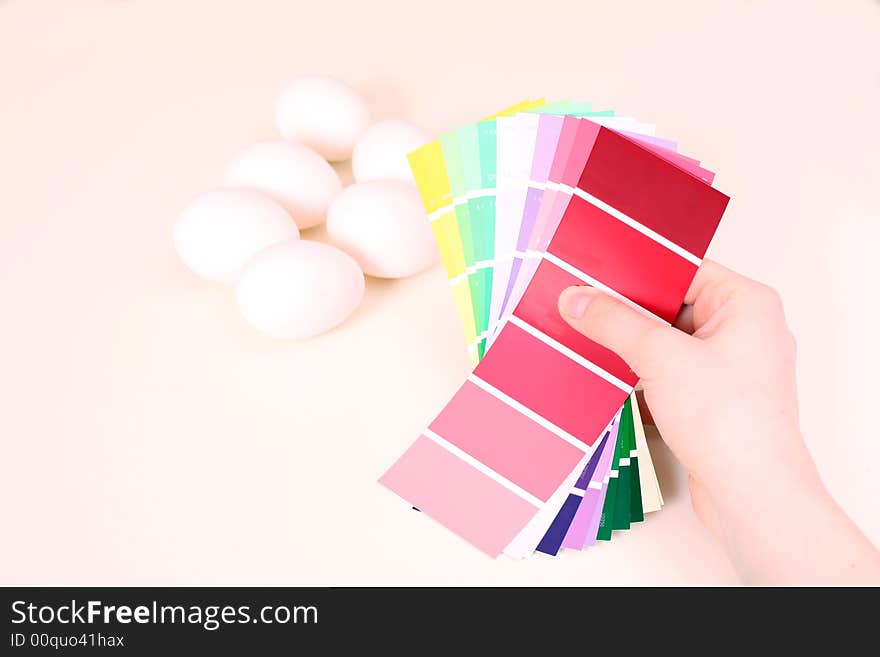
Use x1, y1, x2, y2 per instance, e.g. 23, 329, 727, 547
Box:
710, 465, 880, 585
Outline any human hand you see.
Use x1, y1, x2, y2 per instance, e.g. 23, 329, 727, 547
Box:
558, 261, 880, 584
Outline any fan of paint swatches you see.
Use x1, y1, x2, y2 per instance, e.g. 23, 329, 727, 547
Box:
409, 106, 715, 554
450, 105, 675, 551
406, 102, 667, 550
454, 107, 668, 538
395, 108, 702, 555
381, 112, 729, 558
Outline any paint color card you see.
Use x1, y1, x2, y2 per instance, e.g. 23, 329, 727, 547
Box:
550, 397, 642, 550
409, 100, 546, 364
383, 128, 729, 556
536, 419, 616, 556
408, 141, 478, 359
624, 399, 645, 523
631, 390, 663, 512
491, 114, 663, 337
596, 435, 621, 542
573, 422, 620, 549
496, 120, 717, 346
445, 102, 599, 359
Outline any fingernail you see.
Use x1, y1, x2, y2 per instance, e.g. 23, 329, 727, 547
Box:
560, 287, 595, 319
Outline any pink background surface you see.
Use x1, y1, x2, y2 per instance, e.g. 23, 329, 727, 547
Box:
1, 0, 878, 585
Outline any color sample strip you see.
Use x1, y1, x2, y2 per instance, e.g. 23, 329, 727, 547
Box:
612, 398, 633, 531
570, 423, 620, 549
454, 100, 548, 359
624, 399, 645, 523
536, 423, 614, 556
407, 141, 478, 360
460, 101, 608, 358
384, 126, 728, 557
489, 113, 542, 340
547, 398, 643, 552
597, 426, 623, 541
409, 100, 546, 363
468, 104, 607, 355
632, 390, 663, 512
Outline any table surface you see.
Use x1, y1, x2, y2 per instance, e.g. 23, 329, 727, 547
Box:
1, 0, 878, 585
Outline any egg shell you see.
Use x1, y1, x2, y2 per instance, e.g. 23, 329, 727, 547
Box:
224, 141, 342, 229
173, 189, 299, 282
326, 180, 438, 278
275, 76, 370, 161
352, 119, 430, 183
237, 240, 364, 339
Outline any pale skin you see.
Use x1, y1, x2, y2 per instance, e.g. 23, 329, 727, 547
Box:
558, 261, 880, 585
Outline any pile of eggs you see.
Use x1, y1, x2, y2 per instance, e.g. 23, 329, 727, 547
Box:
174, 76, 436, 338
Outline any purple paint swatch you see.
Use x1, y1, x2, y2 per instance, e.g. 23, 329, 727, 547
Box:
562, 421, 620, 549
535, 430, 610, 555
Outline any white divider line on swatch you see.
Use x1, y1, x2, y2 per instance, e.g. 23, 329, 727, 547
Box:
570, 488, 585, 497
449, 258, 500, 288
426, 206, 451, 222
587, 481, 603, 490
572, 187, 702, 267
422, 428, 543, 509
542, 252, 669, 325
619, 457, 631, 466
545, 181, 575, 194
467, 374, 589, 452
507, 315, 633, 393
448, 272, 468, 286
464, 189, 494, 201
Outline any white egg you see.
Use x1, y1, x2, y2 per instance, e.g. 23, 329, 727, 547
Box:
326, 180, 438, 278
237, 240, 364, 339
224, 141, 342, 229
352, 119, 430, 183
275, 76, 370, 161
173, 189, 299, 282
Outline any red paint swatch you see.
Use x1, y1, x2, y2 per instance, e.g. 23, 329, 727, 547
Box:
548, 195, 698, 322
578, 128, 729, 258
474, 323, 628, 447
514, 258, 638, 386
429, 380, 585, 501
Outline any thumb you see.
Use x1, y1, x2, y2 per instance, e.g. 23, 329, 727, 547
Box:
557, 286, 688, 380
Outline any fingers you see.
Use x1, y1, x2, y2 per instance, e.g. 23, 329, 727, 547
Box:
558, 286, 692, 379
686, 260, 787, 336
684, 260, 741, 305
673, 304, 695, 334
